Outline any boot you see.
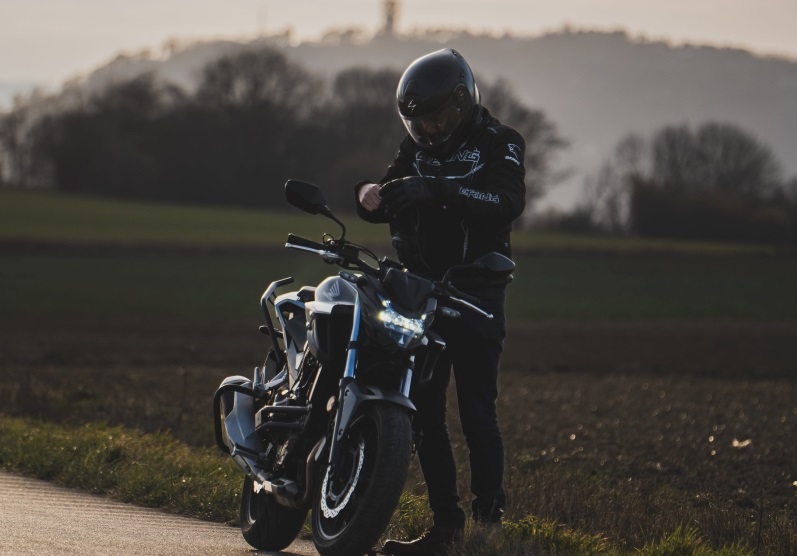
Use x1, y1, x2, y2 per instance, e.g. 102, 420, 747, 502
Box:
382, 524, 464, 556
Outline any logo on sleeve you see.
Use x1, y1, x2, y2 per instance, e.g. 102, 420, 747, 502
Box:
457, 187, 500, 203
505, 143, 521, 166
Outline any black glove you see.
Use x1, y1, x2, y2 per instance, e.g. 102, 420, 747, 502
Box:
379, 176, 437, 216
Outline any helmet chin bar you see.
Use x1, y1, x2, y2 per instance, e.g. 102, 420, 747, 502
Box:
401, 94, 466, 149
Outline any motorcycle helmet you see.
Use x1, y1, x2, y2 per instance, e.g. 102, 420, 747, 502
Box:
396, 48, 480, 149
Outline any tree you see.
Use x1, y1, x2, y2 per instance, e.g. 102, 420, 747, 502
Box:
650, 125, 697, 191
0, 97, 53, 188
580, 122, 792, 243
2, 48, 567, 222
650, 122, 782, 196
36, 73, 179, 198
481, 78, 568, 205
580, 133, 646, 232
196, 46, 321, 114
692, 122, 781, 196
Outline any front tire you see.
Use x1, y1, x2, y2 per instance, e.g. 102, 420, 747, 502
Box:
240, 475, 308, 551
311, 403, 413, 556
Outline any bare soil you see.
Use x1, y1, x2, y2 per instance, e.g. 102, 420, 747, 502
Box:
1, 317, 795, 551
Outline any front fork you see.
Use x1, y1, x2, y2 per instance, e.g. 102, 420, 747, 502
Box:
327, 294, 415, 477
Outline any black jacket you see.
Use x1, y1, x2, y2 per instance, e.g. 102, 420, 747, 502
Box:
356, 108, 526, 281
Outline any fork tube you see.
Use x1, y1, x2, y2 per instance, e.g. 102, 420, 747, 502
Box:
400, 356, 414, 397
343, 294, 361, 378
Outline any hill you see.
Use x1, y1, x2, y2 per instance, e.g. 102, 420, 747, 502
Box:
14, 29, 797, 210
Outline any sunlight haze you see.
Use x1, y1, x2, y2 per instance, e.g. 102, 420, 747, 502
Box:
2, 0, 796, 86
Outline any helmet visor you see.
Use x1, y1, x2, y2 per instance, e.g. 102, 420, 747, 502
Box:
400, 95, 464, 148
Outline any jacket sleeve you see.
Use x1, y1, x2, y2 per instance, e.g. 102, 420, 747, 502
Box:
436, 128, 526, 226
380, 137, 417, 184
353, 136, 416, 224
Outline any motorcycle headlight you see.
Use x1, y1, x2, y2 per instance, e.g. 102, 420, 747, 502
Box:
377, 297, 431, 347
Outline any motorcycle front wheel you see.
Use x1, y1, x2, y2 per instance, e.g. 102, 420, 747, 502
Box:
240, 475, 308, 551
311, 402, 413, 556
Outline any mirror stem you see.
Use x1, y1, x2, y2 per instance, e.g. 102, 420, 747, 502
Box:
321, 207, 347, 240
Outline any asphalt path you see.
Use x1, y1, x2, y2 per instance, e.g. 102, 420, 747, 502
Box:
0, 470, 318, 555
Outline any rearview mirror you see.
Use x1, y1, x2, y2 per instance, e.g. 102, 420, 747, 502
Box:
285, 180, 329, 215
472, 252, 516, 277
442, 252, 515, 285
284, 179, 347, 240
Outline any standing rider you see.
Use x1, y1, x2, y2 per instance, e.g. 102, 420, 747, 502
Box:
355, 48, 526, 556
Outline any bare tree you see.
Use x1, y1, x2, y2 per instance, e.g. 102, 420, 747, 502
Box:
480, 78, 569, 205
650, 124, 698, 190
581, 133, 646, 232
692, 122, 781, 196
196, 46, 321, 115
650, 122, 781, 196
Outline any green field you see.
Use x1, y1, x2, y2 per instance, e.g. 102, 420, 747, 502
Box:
3, 250, 797, 322
2, 188, 796, 322
0, 188, 781, 253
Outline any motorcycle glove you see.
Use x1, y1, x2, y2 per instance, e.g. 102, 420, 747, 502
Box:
380, 176, 445, 216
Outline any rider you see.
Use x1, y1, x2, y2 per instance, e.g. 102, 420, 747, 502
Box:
355, 49, 526, 555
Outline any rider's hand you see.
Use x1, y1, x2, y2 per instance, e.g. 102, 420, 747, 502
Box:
357, 182, 382, 212
379, 176, 437, 215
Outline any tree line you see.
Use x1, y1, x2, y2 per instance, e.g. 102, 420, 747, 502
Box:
0, 46, 565, 215
4, 44, 795, 244
560, 123, 797, 244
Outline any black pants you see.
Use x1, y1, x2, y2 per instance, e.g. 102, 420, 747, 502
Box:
412, 287, 507, 528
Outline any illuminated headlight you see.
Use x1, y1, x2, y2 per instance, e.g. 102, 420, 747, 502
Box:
377, 297, 430, 347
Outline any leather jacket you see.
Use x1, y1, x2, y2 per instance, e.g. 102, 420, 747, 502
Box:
355, 107, 526, 283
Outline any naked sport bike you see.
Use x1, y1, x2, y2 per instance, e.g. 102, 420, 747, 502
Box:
213, 180, 514, 555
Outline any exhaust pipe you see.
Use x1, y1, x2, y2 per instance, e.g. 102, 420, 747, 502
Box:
214, 376, 271, 481
214, 376, 326, 510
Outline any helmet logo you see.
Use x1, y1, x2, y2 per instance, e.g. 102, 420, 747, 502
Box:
407, 99, 417, 114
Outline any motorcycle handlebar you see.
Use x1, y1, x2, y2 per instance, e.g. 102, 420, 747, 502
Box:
445, 284, 481, 306
286, 234, 491, 317
436, 282, 495, 319
286, 234, 326, 251
285, 234, 380, 277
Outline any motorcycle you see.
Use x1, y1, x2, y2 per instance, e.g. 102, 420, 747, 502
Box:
213, 179, 515, 555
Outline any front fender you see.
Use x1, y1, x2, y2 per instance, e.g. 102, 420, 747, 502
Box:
333, 377, 416, 445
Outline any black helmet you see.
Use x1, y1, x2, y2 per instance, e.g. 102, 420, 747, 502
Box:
397, 49, 480, 149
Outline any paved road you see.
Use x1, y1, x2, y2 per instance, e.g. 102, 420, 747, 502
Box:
0, 471, 318, 555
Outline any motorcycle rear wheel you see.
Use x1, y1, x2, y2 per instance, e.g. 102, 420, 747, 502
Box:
311, 402, 413, 556
240, 475, 308, 551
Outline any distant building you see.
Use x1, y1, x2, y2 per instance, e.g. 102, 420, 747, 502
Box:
384, 0, 399, 36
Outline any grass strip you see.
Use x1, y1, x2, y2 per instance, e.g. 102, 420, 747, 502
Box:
0, 415, 240, 523
0, 416, 754, 555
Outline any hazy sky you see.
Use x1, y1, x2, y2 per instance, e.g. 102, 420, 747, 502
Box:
2, 0, 797, 86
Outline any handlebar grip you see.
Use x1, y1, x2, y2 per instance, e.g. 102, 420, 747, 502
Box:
448, 285, 481, 306
286, 234, 326, 251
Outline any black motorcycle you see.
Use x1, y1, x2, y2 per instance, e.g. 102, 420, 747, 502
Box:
213, 180, 515, 555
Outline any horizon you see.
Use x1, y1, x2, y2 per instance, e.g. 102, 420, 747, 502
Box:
2, 0, 796, 89
2, 24, 795, 106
